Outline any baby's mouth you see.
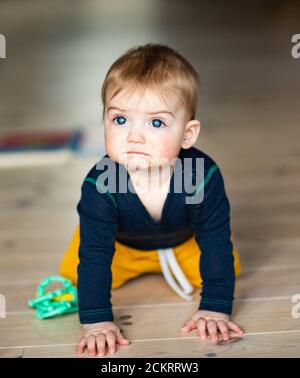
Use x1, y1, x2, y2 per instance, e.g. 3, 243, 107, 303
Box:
126, 151, 150, 156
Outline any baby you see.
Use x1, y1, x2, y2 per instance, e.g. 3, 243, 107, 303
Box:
59, 43, 244, 357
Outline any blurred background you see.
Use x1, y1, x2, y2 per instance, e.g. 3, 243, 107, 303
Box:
1, 0, 300, 154
0, 0, 300, 325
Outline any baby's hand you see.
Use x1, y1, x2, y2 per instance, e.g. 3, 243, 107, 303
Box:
180, 310, 244, 343
76, 321, 130, 357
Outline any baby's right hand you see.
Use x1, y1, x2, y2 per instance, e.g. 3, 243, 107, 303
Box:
76, 321, 130, 357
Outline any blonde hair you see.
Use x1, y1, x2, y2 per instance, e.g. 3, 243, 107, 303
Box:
101, 43, 200, 121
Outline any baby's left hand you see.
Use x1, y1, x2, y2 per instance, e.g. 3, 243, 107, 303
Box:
180, 310, 244, 343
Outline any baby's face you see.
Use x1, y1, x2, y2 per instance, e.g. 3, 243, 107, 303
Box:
104, 88, 190, 171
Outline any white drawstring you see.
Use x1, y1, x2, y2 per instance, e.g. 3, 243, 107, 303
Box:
157, 247, 194, 301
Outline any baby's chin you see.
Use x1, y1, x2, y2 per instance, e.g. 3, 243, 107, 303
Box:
107, 149, 175, 171
119, 154, 152, 171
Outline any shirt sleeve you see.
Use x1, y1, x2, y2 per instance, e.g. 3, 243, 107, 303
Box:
76, 175, 119, 324
187, 163, 235, 315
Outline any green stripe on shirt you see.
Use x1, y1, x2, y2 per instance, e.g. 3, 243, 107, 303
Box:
192, 164, 218, 197
83, 177, 118, 209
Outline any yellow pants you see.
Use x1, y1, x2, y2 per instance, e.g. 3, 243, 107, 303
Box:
59, 225, 242, 290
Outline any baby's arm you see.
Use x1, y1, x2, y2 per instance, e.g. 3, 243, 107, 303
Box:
76, 171, 130, 356
186, 159, 244, 342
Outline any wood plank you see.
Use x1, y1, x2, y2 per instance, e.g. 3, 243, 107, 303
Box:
0, 348, 24, 358
0, 298, 299, 350
22, 331, 300, 358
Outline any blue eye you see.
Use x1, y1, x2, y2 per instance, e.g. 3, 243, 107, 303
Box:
112, 115, 165, 128
113, 116, 126, 125
151, 119, 165, 128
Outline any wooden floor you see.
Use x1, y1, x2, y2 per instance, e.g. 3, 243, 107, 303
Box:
0, 0, 300, 358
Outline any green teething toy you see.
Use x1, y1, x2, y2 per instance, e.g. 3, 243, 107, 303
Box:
28, 275, 78, 319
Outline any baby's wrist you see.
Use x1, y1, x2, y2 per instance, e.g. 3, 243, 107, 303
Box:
82, 321, 113, 329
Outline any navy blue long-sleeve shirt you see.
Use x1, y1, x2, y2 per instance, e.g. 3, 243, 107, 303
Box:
77, 146, 235, 324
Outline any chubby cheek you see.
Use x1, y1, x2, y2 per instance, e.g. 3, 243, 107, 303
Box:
153, 127, 183, 161
104, 133, 123, 163
155, 140, 181, 163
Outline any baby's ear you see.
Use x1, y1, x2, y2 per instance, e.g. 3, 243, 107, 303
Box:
181, 120, 201, 149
